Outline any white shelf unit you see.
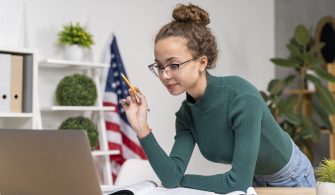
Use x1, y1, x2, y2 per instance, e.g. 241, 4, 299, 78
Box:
41, 105, 116, 111
0, 47, 39, 129
38, 59, 118, 185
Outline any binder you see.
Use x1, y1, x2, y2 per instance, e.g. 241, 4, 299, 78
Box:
22, 55, 33, 113
10, 55, 24, 112
0, 53, 12, 112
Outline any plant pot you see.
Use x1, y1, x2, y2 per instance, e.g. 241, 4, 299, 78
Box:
64, 44, 84, 61
317, 181, 335, 195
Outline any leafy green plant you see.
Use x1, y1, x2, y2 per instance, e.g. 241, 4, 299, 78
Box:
56, 74, 97, 106
58, 22, 94, 48
315, 158, 335, 183
59, 116, 99, 150
261, 24, 335, 160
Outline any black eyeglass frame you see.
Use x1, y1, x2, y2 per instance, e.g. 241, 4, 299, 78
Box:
148, 58, 195, 77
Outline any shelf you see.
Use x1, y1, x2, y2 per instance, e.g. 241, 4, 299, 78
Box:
0, 112, 34, 118
92, 150, 120, 156
0, 47, 36, 55
41, 106, 116, 112
38, 57, 116, 184
39, 59, 109, 69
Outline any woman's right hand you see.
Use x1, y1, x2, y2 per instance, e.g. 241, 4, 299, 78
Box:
120, 88, 151, 138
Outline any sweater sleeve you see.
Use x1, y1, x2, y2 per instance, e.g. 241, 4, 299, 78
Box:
139, 110, 195, 188
180, 95, 262, 194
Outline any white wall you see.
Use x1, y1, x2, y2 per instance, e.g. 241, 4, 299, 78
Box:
1, 0, 275, 175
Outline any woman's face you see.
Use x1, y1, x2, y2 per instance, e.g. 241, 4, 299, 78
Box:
154, 36, 207, 96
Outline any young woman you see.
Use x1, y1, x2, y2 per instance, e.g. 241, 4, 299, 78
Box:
120, 3, 316, 194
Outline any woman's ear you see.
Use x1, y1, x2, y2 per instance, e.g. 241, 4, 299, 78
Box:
198, 56, 208, 72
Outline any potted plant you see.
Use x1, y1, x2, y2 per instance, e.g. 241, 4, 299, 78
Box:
315, 158, 335, 194
58, 22, 94, 61
56, 74, 97, 106
260, 24, 335, 160
59, 116, 99, 150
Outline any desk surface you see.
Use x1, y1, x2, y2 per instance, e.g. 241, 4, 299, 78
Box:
255, 187, 316, 195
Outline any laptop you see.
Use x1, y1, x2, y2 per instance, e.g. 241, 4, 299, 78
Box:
0, 129, 103, 195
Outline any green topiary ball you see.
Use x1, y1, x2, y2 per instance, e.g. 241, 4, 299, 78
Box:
59, 116, 99, 150
56, 74, 97, 106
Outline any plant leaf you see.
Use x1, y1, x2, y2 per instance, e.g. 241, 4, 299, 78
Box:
281, 113, 301, 126
315, 158, 335, 183
311, 81, 335, 115
294, 25, 310, 47
270, 58, 300, 68
313, 67, 335, 82
284, 74, 296, 85
268, 79, 286, 95
311, 100, 332, 131
308, 42, 325, 55
287, 42, 303, 58
282, 121, 296, 137
306, 74, 335, 114
306, 74, 322, 85
260, 91, 269, 102
305, 54, 325, 68
301, 116, 320, 141
279, 95, 298, 113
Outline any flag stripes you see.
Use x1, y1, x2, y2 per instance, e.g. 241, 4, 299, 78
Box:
103, 36, 147, 183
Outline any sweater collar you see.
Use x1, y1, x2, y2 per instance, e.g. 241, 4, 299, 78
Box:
186, 72, 216, 107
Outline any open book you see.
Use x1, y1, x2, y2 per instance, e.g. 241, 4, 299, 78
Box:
101, 181, 257, 195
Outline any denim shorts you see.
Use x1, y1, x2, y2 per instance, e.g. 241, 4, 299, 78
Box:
253, 141, 316, 187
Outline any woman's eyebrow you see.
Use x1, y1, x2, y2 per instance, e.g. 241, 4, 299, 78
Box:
154, 57, 180, 64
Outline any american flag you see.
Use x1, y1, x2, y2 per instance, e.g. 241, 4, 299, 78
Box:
103, 36, 147, 181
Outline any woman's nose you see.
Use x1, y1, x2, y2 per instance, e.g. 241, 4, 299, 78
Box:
160, 68, 172, 80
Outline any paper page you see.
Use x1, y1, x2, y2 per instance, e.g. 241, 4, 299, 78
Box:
224, 190, 246, 195
149, 186, 217, 195
102, 183, 256, 195
101, 185, 120, 195
103, 181, 157, 195
246, 187, 257, 195
224, 187, 257, 195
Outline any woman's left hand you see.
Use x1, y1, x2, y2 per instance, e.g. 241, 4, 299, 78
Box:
120, 88, 151, 138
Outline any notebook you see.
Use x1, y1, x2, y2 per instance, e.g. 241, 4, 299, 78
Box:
0, 129, 103, 195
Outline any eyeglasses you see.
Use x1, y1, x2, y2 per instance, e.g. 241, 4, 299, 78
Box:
148, 58, 194, 77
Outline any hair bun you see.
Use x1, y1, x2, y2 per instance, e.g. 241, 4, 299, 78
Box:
172, 4, 210, 25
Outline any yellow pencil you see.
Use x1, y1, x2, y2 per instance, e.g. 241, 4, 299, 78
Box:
121, 73, 138, 94
121, 73, 150, 111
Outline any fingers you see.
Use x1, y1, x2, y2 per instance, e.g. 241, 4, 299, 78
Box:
126, 87, 150, 111
135, 92, 146, 104
134, 87, 142, 94
129, 90, 138, 104
120, 99, 128, 110
120, 95, 137, 110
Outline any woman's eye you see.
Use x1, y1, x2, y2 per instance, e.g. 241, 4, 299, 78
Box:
169, 64, 179, 70
157, 65, 165, 70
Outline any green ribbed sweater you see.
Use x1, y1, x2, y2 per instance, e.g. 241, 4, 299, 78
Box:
139, 73, 292, 194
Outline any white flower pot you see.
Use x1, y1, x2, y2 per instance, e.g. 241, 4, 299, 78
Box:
64, 44, 84, 61
317, 181, 335, 195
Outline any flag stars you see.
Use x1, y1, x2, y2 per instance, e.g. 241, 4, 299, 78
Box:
117, 89, 122, 95
114, 71, 119, 77
111, 82, 117, 89
115, 80, 120, 86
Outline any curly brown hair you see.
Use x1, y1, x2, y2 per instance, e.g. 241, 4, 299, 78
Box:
155, 3, 218, 69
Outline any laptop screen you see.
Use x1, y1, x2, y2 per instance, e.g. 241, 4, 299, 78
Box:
0, 129, 103, 195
